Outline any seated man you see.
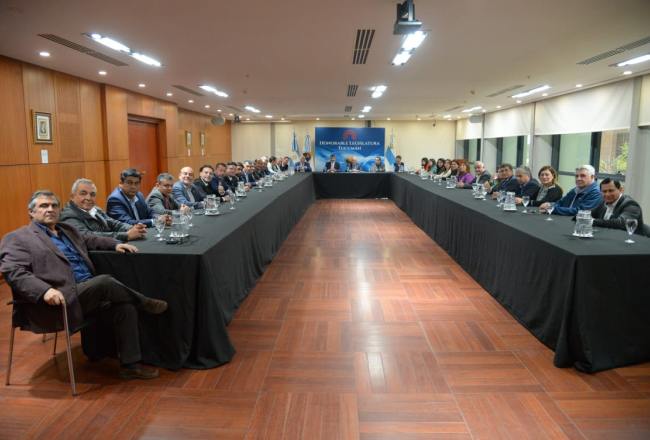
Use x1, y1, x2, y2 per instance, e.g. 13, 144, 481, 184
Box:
60, 178, 146, 242
223, 162, 242, 191
294, 156, 312, 172
541, 165, 602, 216
346, 157, 361, 172
147, 173, 188, 215
324, 154, 340, 173
267, 156, 280, 174
458, 161, 491, 189
193, 164, 219, 197
394, 155, 405, 172
514, 166, 541, 203
279, 157, 290, 172
0, 190, 167, 379
487, 163, 518, 198
240, 161, 258, 187
591, 178, 644, 232
172, 167, 204, 208
107, 168, 157, 227
370, 156, 386, 172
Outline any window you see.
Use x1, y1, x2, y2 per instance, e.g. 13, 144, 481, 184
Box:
460, 139, 480, 163
598, 129, 628, 177
558, 132, 591, 190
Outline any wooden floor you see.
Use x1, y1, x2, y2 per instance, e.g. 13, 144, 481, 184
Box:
1, 200, 649, 439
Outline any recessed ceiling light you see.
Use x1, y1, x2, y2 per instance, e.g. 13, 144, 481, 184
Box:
623, 70, 632, 75
217, 109, 222, 112
265, 115, 273, 118
371, 85, 387, 99
575, 84, 583, 88
482, 109, 487, 113
229, 113, 233, 116
387, 117, 391, 120
98, 70, 107, 76
281, 117, 285, 121
199, 85, 228, 98
361, 105, 372, 113
496, 106, 502, 109
188, 99, 194, 103
358, 114, 365, 118
244, 105, 261, 113
316, 117, 320, 121
512, 85, 550, 99
516, 100, 522, 104
351, 117, 356, 120
444, 114, 452, 118
462, 106, 482, 113
204, 104, 211, 109
401, 31, 427, 51
39, 51, 50, 57
166, 92, 173, 97
542, 93, 548, 97
246, 117, 251, 121
616, 54, 650, 67
392, 50, 411, 66
416, 117, 421, 121
89, 33, 131, 53
138, 83, 146, 88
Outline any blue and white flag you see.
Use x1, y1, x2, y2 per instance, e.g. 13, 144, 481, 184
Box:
304, 133, 311, 155
385, 129, 397, 171
291, 130, 299, 159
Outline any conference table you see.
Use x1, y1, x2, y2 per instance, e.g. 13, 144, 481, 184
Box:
89, 173, 315, 369
88, 171, 650, 373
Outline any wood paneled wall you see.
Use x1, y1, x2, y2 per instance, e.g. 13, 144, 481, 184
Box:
0, 55, 231, 239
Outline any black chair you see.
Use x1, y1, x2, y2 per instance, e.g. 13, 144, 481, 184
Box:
642, 223, 650, 238
5, 298, 78, 396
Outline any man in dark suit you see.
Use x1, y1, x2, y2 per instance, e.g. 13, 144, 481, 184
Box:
224, 162, 242, 191
324, 154, 340, 173
514, 166, 541, 203
0, 190, 167, 379
60, 178, 147, 242
488, 163, 519, 198
172, 166, 204, 208
591, 178, 644, 232
107, 169, 157, 227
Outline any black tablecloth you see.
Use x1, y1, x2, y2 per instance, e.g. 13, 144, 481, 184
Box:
312, 172, 391, 198
88, 174, 315, 369
390, 174, 650, 372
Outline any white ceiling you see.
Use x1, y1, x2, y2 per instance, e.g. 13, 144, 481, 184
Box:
1, 0, 649, 121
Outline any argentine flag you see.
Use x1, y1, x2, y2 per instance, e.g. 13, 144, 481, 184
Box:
385, 129, 397, 172
291, 130, 299, 159
304, 133, 311, 154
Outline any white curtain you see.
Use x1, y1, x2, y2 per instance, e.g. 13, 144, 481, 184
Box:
455, 118, 482, 140
484, 104, 533, 138
535, 80, 633, 135
639, 74, 650, 127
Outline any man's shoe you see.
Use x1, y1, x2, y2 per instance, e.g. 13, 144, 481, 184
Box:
139, 297, 168, 314
119, 364, 159, 380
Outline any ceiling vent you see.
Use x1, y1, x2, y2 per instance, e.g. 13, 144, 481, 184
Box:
577, 35, 650, 65
347, 84, 358, 97
443, 105, 463, 112
353, 29, 375, 64
227, 105, 245, 113
38, 34, 128, 66
344, 105, 353, 112
486, 84, 525, 98
172, 85, 205, 97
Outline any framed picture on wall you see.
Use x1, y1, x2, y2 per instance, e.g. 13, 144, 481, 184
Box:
33, 111, 53, 143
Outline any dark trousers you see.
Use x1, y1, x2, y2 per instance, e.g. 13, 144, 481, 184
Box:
77, 274, 143, 365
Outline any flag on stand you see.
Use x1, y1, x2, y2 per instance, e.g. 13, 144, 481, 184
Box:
385, 129, 397, 171
291, 130, 299, 159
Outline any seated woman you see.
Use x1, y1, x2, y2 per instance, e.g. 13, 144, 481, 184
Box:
427, 158, 436, 174
530, 165, 563, 206
438, 159, 452, 178
449, 159, 459, 177
435, 159, 445, 175
415, 157, 430, 175
455, 160, 475, 186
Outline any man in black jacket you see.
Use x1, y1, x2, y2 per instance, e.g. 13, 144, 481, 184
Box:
488, 163, 519, 197
591, 178, 644, 233
61, 179, 147, 242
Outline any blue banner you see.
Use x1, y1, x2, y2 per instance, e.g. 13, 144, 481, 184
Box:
315, 127, 385, 172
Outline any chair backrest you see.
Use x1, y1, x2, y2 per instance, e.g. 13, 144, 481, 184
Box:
643, 223, 650, 238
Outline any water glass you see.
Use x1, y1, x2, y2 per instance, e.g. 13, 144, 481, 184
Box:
546, 202, 555, 220
521, 196, 530, 213
154, 215, 165, 241
625, 219, 638, 243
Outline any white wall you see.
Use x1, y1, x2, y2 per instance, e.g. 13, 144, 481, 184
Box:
231, 119, 456, 171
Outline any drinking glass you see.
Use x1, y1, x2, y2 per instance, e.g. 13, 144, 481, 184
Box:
154, 215, 165, 241
228, 190, 236, 210
496, 191, 505, 207
186, 208, 194, 227
625, 219, 638, 243
546, 202, 555, 220
521, 196, 530, 213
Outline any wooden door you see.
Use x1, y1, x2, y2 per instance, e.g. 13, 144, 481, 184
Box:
128, 119, 159, 194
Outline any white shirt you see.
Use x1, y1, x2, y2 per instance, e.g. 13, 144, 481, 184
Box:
604, 194, 622, 220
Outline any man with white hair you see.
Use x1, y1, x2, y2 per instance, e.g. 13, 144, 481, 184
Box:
540, 165, 602, 216
61, 178, 147, 241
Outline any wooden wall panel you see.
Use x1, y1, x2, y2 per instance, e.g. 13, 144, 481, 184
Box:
80, 80, 105, 161
29, 163, 63, 197
59, 162, 85, 200
22, 64, 58, 164
54, 72, 83, 162
0, 57, 28, 165
107, 159, 130, 192
0, 166, 34, 233
84, 161, 109, 207
103, 85, 129, 161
